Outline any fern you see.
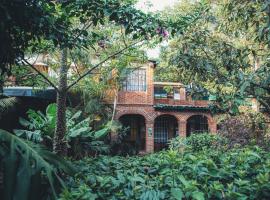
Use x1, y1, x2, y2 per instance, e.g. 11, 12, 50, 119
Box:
0, 129, 75, 200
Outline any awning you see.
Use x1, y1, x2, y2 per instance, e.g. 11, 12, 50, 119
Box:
153, 104, 210, 111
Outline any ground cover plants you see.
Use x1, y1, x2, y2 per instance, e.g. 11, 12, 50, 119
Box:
59, 134, 270, 200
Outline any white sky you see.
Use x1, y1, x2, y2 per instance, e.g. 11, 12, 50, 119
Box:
136, 0, 180, 59
136, 0, 179, 12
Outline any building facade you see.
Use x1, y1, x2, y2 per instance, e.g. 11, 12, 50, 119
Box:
111, 62, 217, 153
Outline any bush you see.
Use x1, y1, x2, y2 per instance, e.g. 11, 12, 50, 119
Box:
217, 109, 270, 148
61, 146, 270, 199
169, 133, 227, 152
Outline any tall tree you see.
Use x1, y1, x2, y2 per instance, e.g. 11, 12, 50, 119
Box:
158, 0, 270, 114
1, 0, 206, 155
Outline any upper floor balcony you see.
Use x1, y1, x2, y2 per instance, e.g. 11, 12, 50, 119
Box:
153, 82, 209, 107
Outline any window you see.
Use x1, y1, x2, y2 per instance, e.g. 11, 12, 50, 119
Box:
173, 88, 180, 100
154, 87, 167, 98
122, 68, 146, 91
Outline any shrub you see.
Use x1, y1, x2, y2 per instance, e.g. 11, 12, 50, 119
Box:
217, 109, 270, 148
61, 146, 270, 200
169, 133, 227, 152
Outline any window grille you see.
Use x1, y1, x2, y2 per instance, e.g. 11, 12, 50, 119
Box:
187, 115, 209, 135
122, 68, 146, 91
154, 117, 169, 144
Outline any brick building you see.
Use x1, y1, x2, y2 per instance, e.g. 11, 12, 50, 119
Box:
110, 61, 217, 153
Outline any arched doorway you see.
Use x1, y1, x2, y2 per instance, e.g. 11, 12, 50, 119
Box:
187, 115, 209, 136
154, 115, 178, 151
119, 114, 146, 151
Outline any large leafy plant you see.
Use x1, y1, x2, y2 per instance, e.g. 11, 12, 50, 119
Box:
14, 103, 56, 143
14, 103, 111, 157
0, 129, 75, 200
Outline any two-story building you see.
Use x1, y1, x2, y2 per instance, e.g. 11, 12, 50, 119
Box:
110, 61, 217, 153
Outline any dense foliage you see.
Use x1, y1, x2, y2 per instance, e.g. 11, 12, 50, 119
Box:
217, 109, 270, 148
60, 136, 270, 200
157, 0, 270, 114
13, 103, 112, 158
0, 129, 75, 200
2, 0, 270, 199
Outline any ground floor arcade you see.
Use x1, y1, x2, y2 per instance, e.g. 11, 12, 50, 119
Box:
113, 105, 217, 153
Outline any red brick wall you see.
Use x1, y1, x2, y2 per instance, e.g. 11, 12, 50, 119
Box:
115, 104, 217, 153
117, 91, 148, 104
112, 61, 217, 153
117, 63, 154, 105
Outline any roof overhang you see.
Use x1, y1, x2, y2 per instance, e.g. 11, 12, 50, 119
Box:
3, 87, 56, 100
154, 104, 210, 111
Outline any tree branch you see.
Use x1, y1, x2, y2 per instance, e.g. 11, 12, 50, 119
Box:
66, 40, 143, 91
21, 58, 59, 93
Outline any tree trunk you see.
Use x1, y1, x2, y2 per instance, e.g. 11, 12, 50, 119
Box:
53, 48, 69, 156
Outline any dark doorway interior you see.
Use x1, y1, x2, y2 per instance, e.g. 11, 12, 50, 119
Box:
119, 114, 146, 151
187, 115, 209, 136
154, 115, 178, 151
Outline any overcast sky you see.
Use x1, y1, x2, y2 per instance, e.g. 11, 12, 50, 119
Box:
136, 0, 179, 12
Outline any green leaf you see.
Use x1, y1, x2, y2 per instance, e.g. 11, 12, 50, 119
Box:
93, 127, 109, 139
191, 191, 205, 200
46, 103, 57, 119
68, 127, 90, 138
19, 117, 32, 128
171, 188, 184, 200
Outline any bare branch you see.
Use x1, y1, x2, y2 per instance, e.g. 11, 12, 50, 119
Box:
66, 40, 143, 91
72, 21, 93, 43
21, 58, 59, 92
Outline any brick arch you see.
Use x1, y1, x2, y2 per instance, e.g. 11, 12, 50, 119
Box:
183, 113, 213, 124
185, 113, 213, 135
115, 109, 152, 122
153, 113, 179, 122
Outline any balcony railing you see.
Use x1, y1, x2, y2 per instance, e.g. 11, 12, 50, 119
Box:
154, 98, 209, 107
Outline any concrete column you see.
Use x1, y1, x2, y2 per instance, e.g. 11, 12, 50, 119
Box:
145, 122, 154, 153
179, 120, 187, 137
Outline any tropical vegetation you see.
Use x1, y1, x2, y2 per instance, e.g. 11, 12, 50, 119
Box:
1, 0, 270, 199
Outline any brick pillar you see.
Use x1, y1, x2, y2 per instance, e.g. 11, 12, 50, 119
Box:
209, 121, 217, 134
179, 120, 187, 137
180, 87, 186, 100
145, 122, 154, 153
147, 63, 154, 104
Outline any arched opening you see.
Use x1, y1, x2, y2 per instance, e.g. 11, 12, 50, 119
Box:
154, 115, 178, 151
119, 114, 146, 152
187, 115, 209, 136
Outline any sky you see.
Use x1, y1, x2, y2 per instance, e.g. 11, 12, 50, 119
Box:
136, 0, 179, 12
136, 0, 180, 59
